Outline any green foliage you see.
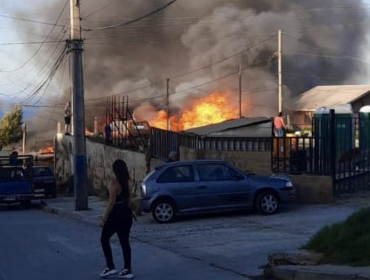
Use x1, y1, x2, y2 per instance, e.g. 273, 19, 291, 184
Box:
0, 106, 23, 146
303, 208, 370, 266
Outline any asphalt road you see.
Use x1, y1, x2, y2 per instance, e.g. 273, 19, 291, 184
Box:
0, 203, 249, 280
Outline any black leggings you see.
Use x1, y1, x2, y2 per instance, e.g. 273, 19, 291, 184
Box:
101, 205, 133, 270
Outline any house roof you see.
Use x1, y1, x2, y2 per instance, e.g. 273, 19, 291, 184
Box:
185, 117, 271, 136
294, 85, 370, 111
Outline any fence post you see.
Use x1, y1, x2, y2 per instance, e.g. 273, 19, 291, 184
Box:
330, 109, 336, 193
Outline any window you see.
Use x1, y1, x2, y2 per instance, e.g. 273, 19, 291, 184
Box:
158, 165, 194, 183
197, 164, 238, 182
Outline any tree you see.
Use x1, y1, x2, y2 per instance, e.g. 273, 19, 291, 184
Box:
0, 106, 23, 146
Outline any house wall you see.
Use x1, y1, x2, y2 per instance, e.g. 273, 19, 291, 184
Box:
293, 111, 314, 129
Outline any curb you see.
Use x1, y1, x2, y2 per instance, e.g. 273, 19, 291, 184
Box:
41, 200, 96, 227
270, 266, 370, 280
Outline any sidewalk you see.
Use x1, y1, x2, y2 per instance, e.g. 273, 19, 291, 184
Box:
42, 196, 106, 226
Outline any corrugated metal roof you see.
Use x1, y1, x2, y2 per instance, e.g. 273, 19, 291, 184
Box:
294, 85, 370, 111
185, 117, 271, 136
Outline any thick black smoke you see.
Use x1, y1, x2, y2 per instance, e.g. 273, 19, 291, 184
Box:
10, 0, 370, 138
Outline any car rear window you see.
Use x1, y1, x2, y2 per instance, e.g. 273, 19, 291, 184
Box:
33, 167, 53, 177
157, 165, 194, 183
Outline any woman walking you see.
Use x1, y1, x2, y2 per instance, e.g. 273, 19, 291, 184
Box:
99, 159, 134, 279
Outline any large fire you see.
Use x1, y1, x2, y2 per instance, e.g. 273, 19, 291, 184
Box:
149, 92, 238, 131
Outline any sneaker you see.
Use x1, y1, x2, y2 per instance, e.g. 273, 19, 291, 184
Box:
100, 267, 118, 278
119, 269, 134, 279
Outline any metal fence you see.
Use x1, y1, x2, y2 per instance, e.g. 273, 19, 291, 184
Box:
272, 111, 370, 193
105, 95, 148, 150
150, 128, 271, 161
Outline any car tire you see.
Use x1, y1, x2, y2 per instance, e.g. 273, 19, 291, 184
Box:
152, 199, 176, 224
255, 191, 279, 215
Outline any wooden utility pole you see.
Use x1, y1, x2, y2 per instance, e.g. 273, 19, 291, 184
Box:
69, 0, 88, 210
278, 29, 283, 114
22, 123, 26, 155
238, 64, 242, 118
166, 78, 170, 130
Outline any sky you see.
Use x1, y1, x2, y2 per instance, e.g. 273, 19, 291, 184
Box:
2, 0, 370, 131
0, 0, 65, 121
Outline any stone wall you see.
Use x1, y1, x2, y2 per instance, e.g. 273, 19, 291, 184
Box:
55, 134, 151, 198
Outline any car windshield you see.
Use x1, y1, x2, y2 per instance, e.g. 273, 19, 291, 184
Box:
33, 167, 53, 177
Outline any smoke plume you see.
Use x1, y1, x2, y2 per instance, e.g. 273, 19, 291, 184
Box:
7, 0, 370, 139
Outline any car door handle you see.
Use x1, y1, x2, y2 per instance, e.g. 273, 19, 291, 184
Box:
197, 185, 207, 189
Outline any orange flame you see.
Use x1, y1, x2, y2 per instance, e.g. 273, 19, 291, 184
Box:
39, 146, 54, 154
149, 92, 238, 131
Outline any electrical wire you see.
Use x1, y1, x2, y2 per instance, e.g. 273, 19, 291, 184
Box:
0, 40, 66, 46
0, 0, 69, 73
168, 34, 276, 80
84, 0, 181, 31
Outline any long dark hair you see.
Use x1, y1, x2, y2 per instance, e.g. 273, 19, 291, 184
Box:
112, 159, 131, 202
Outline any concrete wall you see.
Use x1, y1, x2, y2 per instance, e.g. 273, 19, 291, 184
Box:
291, 175, 333, 204
180, 146, 271, 175
180, 146, 334, 203
55, 134, 150, 198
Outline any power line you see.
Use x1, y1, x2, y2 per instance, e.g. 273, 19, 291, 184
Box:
169, 34, 276, 80
83, 0, 113, 19
0, 40, 66, 46
84, 0, 181, 31
170, 60, 269, 97
0, 0, 69, 73
0, 14, 67, 28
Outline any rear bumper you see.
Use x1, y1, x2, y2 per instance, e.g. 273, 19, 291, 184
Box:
0, 194, 33, 203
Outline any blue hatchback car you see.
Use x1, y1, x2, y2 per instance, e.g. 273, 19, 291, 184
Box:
141, 160, 294, 223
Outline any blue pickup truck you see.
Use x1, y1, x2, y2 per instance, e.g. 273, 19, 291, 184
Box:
0, 155, 34, 208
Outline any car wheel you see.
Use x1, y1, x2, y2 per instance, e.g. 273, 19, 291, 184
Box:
152, 199, 176, 224
256, 191, 279, 215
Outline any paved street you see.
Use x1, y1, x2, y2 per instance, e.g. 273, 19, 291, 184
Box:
0, 204, 249, 280
37, 192, 370, 280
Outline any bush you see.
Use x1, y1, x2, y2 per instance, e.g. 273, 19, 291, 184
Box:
303, 207, 370, 266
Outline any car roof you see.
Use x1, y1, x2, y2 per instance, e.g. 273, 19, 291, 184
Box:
156, 159, 227, 169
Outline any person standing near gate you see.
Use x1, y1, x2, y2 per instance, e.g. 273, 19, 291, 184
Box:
274, 112, 285, 137
64, 101, 72, 135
